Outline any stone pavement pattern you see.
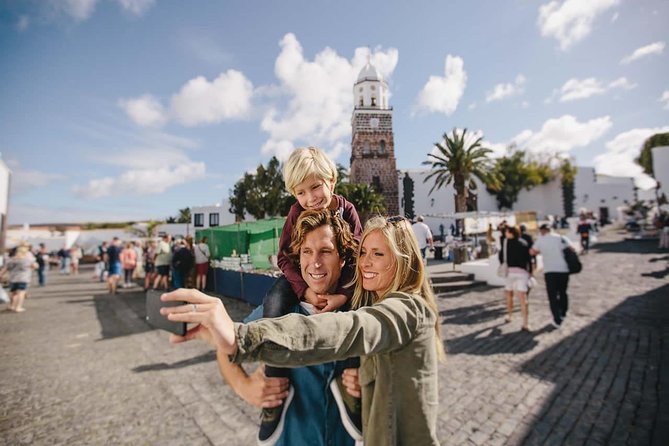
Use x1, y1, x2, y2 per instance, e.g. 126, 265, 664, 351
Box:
1, 230, 667, 445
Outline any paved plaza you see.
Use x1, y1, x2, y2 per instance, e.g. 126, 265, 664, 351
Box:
1, 230, 667, 445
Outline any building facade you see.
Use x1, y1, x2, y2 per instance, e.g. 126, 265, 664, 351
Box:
349, 61, 399, 215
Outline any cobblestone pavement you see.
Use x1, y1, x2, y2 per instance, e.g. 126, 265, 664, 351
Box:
1, 230, 667, 445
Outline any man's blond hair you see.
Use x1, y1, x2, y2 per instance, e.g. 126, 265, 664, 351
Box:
283, 147, 337, 195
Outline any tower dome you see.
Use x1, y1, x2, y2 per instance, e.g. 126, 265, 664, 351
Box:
357, 61, 382, 82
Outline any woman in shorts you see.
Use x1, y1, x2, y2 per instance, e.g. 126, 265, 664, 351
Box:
498, 225, 533, 331
4, 245, 38, 313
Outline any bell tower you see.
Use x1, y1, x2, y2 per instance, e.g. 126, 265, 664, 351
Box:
349, 60, 399, 215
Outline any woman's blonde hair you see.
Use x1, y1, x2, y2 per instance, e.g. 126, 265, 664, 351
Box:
351, 216, 445, 360
283, 146, 337, 195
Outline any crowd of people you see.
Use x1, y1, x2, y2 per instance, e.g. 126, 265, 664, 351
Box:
95, 234, 211, 295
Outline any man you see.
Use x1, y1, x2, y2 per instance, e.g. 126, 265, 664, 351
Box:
106, 237, 123, 294
520, 224, 536, 270
35, 243, 48, 287
530, 224, 570, 328
217, 211, 359, 445
412, 215, 434, 264
576, 216, 593, 253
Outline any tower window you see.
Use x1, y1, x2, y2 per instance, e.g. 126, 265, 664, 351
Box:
379, 140, 386, 153
371, 96, 376, 106
359, 97, 364, 107
363, 142, 370, 154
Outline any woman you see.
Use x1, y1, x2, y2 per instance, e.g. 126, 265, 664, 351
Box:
4, 245, 38, 312
70, 245, 82, 275
162, 213, 445, 445
193, 236, 211, 291
143, 240, 157, 291
119, 242, 137, 288
498, 225, 532, 331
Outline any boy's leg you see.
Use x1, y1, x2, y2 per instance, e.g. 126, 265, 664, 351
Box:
263, 276, 298, 379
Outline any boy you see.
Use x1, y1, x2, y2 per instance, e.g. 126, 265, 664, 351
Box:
260, 146, 363, 445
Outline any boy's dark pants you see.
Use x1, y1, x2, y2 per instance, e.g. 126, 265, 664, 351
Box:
263, 276, 360, 379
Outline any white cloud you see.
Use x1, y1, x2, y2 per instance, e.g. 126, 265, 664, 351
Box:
17, 15, 30, 31
486, 74, 526, 102
510, 114, 612, 155
259, 34, 398, 160
8, 161, 68, 195
537, 0, 620, 50
415, 55, 467, 115
56, 0, 98, 22
660, 90, 669, 110
118, 94, 167, 127
73, 161, 206, 199
620, 41, 665, 64
117, 0, 155, 16
607, 77, 637, 90
557, 76, 636, 102
593, 126, 669, 189
170, 70, 254, 126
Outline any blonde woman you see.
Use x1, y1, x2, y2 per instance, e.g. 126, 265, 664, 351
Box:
161, 211, 445, 445
4, 245, 38, 313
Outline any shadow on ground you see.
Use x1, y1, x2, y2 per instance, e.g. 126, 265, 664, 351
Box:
90, 290, 153, 340
132, 351, 216, 373
517, 283, 669, 445
592, 239, 664, 255
445, 324, 554, 356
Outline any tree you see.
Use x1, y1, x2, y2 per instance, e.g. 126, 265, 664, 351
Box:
128, 220, 163, 238
423, 128, 498, 216
336, 182, 386, 223
486, 150, 554, 210
559, 158, 577, 218
635, 132, 669, 177
229, 157, 294, 221
177, 207, 191, 224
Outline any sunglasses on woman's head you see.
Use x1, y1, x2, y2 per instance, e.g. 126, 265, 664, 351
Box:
386, 216, 406, 223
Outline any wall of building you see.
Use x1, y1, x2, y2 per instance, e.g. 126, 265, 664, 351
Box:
653, 146, 669, 205
399, 165, 636, 234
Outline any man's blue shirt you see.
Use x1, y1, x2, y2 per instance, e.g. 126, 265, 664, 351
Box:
244, 305, 354, 446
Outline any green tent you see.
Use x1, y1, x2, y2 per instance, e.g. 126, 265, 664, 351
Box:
196, 217, 285, 270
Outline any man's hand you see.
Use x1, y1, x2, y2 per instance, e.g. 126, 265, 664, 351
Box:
160, 288, 237, 355
303, 287, 327, 310
237, 364, 290, 409
341, 368, 361, 398
315, 293, 348, 313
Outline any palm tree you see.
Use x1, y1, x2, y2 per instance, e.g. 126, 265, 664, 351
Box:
423, 128, 498, 216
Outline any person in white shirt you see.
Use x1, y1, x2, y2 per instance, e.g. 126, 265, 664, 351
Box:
412, 216, 434, 265
530, 224, 570, 328
194, 236, 211, 291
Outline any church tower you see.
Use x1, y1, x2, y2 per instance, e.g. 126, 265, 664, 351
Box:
349, 60, 399, 215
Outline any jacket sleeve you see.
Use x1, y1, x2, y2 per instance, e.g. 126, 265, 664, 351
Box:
276, 204, 309, 298
230, 293, 435, 367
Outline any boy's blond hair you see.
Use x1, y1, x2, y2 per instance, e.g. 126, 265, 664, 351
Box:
283, 146, 337, 195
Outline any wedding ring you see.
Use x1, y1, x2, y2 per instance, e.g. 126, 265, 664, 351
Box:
192, 304, 198, 313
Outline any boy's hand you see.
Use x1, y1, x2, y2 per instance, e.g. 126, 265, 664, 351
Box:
303, 288, 327, 310
342, 368, 361, 398
315, 293, 347, 313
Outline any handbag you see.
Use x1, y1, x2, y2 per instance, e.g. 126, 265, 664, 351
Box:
497, 239, 508, 278
562, 237, 582, 274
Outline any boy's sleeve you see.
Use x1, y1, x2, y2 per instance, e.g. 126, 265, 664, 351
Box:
277, 205, 309, 298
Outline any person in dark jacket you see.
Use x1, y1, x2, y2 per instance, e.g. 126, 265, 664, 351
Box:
171, 239, 194, 289
499, 225, 532, 331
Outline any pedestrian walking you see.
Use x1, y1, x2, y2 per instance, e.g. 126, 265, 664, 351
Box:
143, 240, 157, 291
35, 243, 49, 287
577, 216, 593, 253
412, 215, 434, 265
120, 242, 137, 288
70, 245, 82, 275
106, 238, 123, 294
171, 239, 193, 290
499, 225, 532, 331
194, 236, 211, 291
2, 244, 38, 313
152, 234, 172, 291
530, 224, 571, 328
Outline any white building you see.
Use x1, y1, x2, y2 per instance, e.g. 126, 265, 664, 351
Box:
0, 158, 10, 255
191, 199, 238, 230
399, 165, 636, 234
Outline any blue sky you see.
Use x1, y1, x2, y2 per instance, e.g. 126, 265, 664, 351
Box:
2, 0, 667, 225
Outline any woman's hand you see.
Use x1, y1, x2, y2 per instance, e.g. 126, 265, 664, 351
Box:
160, 288, 237, 355
341, 367, 361, 398
238, 364, 290, 409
